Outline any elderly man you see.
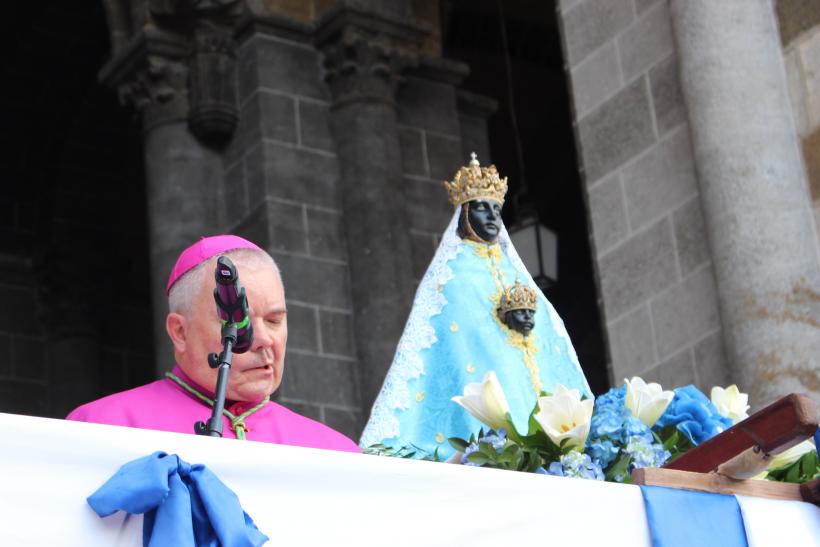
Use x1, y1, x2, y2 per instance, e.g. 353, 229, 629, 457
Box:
68, 235, 359, 452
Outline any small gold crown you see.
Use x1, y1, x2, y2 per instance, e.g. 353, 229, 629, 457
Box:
443, 152, 508, 208
497, 280, 538, 317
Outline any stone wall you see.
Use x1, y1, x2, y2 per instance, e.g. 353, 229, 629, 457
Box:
779, 0, 820, 241
558, 0, 728, 390
221, 18, 362, 439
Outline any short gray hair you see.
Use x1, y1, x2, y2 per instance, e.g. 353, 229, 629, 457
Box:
168, 248, 281, 315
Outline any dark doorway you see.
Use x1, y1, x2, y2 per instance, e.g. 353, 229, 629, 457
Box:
1, 2, 153, 417
442, 0, 609, 394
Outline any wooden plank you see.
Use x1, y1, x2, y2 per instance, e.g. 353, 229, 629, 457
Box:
632, 467, 804, 502
664, 393, 818, 473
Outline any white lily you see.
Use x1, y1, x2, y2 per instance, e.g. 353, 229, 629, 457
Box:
769, 439, 816, 470
533, 385, 594, 451
624, 377, 675, 427
451, 371, 511, 431
710, 385, 750, 424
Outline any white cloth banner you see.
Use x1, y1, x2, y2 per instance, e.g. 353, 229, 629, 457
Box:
0, 413, 817, 546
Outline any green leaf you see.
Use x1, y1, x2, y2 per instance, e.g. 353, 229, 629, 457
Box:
448, 437, 469, 452
466, 452, 490, 466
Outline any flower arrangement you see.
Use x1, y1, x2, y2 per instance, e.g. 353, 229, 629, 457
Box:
448, 372, 818, 484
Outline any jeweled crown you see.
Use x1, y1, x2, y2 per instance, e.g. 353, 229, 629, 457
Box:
444, 152, 508, 208
497, 279, 537, 317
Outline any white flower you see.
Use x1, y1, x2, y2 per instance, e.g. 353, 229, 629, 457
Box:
451, 371, 511, 431
533, 385, 594, 451
624, 377, 675, 428
710, 385, 750, 424
768, 439, 816, 470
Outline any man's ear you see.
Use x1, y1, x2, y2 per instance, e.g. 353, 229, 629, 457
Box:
166, 313, 188, 353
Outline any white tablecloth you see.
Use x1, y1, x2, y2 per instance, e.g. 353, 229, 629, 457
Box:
0, 412, 816, 546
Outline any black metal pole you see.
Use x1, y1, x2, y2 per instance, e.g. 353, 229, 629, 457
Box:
195, 322, 237, 437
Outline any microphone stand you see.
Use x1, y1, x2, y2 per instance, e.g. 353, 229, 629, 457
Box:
194, 324, 237, 437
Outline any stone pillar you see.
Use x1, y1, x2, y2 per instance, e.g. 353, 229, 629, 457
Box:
669, 0, 820, 406
100, 2, 242, 374
317, 3, 426, 406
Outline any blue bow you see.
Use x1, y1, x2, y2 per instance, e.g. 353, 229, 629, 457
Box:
87, 451, 268, 547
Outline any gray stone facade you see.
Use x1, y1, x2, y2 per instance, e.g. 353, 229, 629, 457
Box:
560, 0, 727, 393
560, 0, 820, 406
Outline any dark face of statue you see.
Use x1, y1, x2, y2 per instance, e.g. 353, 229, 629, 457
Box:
505, 308, 535, 335
466, 199, 502, 243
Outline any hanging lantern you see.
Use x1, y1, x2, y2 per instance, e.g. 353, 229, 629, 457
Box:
509, 216, 558, 292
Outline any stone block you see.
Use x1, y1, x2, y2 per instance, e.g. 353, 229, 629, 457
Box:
224, 95, 263, 166
266, 199, 309, 254
0, 379, 45, 416
324, 407, 362, 441
693, 331, 729, 390
644, 348, 696, 389
410, 230, 436, 280
634, 0, 662, 15
649, 55, 687, 137
401, 177, 453, 233
286, 303, 319, 353
398, 128, 428, 177
784, 48, 808, 137
298, 99, 335, 152
426, 133, 463, 181
622, 127, 698, 231
559, 0, 582, 13
247, 141, 341, 209
562, 0, 634, 67
258, 91, 298, 143
237, 39, 259, 105
397, 77, 460, 136
222, 160, 248, 225
799, 30, 820, 129
617, 1, 674, 83
578, 77, 655, 184
607, 303, 656, 379
570, 42, 623, 117
280, 352, 358, 407
673, 196, 710, 276
650, 267, 721, 359
319, 309, 355, 357
598, 217, 677, 318
11, 335, 46, 381
588, 173, 628, 255
250, 36, 328, 100
0, 287, 36, 335
307, 207, 347, 262
273, 252, 351, 309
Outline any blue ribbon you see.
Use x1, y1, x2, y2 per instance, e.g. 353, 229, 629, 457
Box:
87, 451, 268, 547
639, 485, 748, 547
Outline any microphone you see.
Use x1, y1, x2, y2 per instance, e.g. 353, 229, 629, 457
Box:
213, 255, 254, 354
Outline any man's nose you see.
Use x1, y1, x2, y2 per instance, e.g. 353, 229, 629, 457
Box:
250, 316, 273, 351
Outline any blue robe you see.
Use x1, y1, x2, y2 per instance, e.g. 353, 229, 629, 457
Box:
361, 214, 591, 459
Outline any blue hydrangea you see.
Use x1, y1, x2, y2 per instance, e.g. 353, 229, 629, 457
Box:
654, 385, 732, 445
624, 436, 671, 470
585, 385, 654, 471
586, 438, 619, 468
546, 451, 605, 481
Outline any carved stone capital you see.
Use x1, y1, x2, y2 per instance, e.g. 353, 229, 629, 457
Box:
316, 5, 429, 107
99, 2, 242, 142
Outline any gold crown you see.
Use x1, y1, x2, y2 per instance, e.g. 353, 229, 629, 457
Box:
497, 280, 538, 317
443, 152, 508, 208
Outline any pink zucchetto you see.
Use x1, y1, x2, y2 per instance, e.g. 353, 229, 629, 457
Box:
166, 235, 262, 295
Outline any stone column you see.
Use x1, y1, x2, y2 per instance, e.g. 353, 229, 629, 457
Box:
317, 4, 426, 406
100, 2, 242, 374
669, 0, 820, 406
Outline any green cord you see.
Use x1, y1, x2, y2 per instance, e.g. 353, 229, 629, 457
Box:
165, 371, 268, 440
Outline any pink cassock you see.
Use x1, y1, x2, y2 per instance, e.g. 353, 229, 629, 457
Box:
67, 366, 361, 453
